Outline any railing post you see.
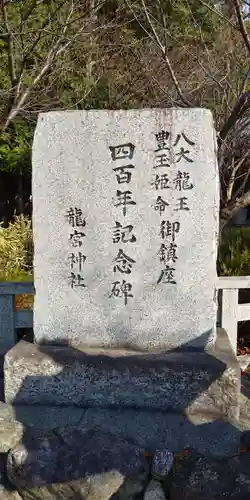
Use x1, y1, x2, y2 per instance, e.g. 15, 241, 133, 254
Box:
221, 289, 238, 354
0, 294, 15, 354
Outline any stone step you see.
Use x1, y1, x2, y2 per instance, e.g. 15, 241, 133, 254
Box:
0, 402, 247, 457
4, 329, 240, 420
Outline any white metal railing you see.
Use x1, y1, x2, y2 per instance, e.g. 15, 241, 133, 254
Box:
0, 279, 250, 355
216, 276, 250, 354
0, 282, 34, 354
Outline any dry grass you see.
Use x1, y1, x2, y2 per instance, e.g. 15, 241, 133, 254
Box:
0, 214, 33, 281
15, 294, 34, 310
0, 215, 34, 309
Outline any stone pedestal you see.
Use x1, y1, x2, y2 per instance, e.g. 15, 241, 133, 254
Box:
4, 329, 240, 420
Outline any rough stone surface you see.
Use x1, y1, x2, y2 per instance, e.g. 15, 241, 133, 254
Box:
4, 331, 240, 419
151, 450, 174, 478
0, 402, 85, 452
19, 472, 124, 500
0, 417, 24, 453
108, 473, 148, 500
0, 455, 22, 500
77, 409, 243, 457
7, 427, 148, 488
0, 403, 245, 457
33, 108, 219, 350
144, 479, 166, 500
0, 484, 22, 500
170, 452, 250, 499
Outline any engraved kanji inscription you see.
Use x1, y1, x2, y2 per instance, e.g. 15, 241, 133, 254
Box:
113, 221, 136, 243
69, 229, 85, 247
173, 132, 195, 147
154, 130, 170, 152
173, 171, 193, 191
68, 252, 86, 272
154, 153, 170, 168
113, 249, 136, 274
158, 243, 178, 264
157, 266, 176, 285
152, 173, 170, 190
114, 190, 136, 217
175, 147, 193, 164
69, 272, 86, 288
66, 207, 86, 227
109, 143, 135, 161
109, 280, 134, 306
160, 220, 180, 241
174, 197, 190, 211
152, 196, 169, 215
113, 165, 135, 184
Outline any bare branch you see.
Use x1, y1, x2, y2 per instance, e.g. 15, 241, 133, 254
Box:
200, 1, 238, 30
239, 66, 250, 95
156, 0, 167, 53
140, 0, 164, 52
218, 91, 250, 147
19, 0, 66, 79
1, 9, 89, 130
18, 0, 39, 28
0, 0, 16, 87
221, 189, 250, 230
226, 152, 250, 202
233, 0, 250, 57
127, 0, 191, 107
10, 1, 69, 104
150, 74, 181, 105
152, 20, 232, 111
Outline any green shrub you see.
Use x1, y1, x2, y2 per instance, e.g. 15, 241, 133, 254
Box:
0, 215, 33, 282
218, 227, 250, 276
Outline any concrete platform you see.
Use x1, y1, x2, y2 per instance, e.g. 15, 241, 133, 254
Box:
4, 329, 240, 419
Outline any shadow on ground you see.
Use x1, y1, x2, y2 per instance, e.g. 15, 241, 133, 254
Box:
2, 330, 247, 497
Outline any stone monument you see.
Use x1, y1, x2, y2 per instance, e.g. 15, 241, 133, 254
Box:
4, 108, 240, 420
32, 108, 219, 350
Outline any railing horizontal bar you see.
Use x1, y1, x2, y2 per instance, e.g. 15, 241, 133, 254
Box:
237, 303, 250, 322
0, 282, 35, 295
216, 276, 250, 289
14, 310, 33, 329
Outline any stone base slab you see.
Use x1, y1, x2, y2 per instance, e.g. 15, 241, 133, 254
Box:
4, 329, 240, 419
0, 402, 246, 457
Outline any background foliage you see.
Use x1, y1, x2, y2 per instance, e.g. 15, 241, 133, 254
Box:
0, 215, 33, 281
1, 1, 250, 279
218, 227, 250, 276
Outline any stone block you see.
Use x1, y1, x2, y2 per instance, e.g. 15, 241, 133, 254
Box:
33, 108, 219, 350
151, 450, 174, 478
0, 404, 245, 457
0, 416, 24, 453
4, 330, 240, 419
144, 479, 165, 500
7, 427, 148, 488
170, 452, 250, 500
0, 484, 22, 500
0, 455, 22, 500
0, 402, 85, 452
18, 473, 127, 500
